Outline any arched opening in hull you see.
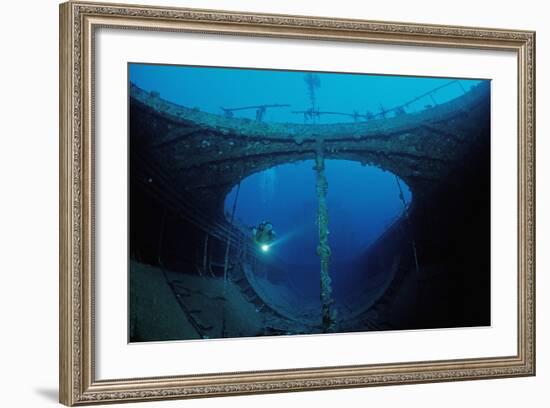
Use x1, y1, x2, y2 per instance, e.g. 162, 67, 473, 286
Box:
223, 160, 413, 324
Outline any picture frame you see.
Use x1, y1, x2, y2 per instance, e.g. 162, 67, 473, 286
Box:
59, 1, 536, 405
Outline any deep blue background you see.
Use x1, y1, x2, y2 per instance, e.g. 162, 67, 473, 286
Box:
129, 63, 481, 124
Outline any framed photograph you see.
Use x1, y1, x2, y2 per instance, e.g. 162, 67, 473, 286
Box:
59, 1, 536, 405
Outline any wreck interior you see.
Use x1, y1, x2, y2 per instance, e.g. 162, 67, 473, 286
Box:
129, 79, 491, 342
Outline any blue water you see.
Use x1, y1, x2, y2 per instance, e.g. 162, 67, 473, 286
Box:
225, 161, 411, 264
129, 63, 482, 124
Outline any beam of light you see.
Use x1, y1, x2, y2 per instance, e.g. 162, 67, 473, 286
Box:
260, 222, 309, 252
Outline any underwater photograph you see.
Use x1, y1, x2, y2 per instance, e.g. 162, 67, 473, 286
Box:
128, 63, 491, 342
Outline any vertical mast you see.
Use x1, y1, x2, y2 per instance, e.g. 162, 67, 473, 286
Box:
304, 73, 321, 123
304, 72, 335, 331
315, 142, 335, 332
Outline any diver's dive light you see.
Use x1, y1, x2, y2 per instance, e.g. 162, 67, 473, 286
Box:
261, 244, 270, 252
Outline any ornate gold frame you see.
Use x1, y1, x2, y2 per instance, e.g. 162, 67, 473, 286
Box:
59, 1, 536, 405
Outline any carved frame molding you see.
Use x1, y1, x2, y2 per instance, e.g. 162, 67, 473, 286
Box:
59, 1, 535, 405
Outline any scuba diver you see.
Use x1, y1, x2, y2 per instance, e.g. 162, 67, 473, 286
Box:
252, 221, 276, 250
